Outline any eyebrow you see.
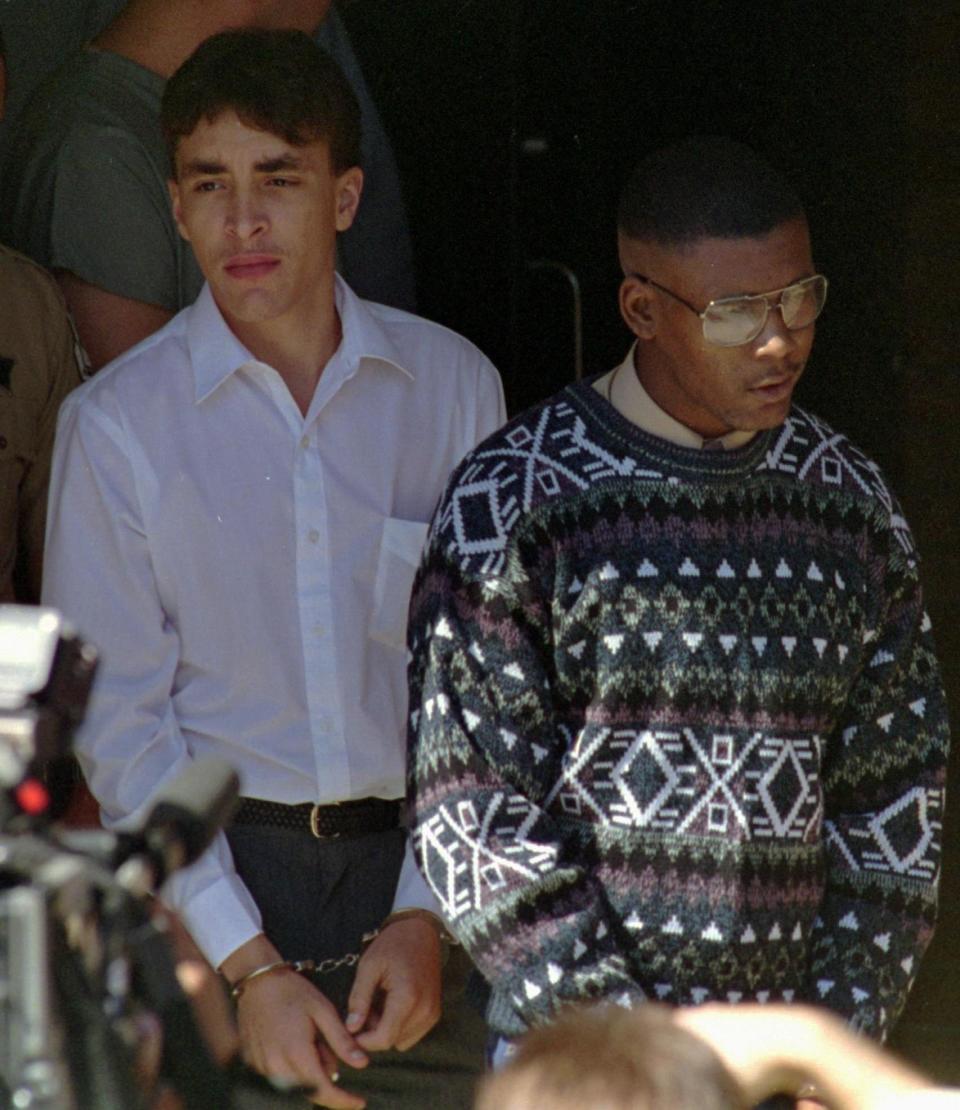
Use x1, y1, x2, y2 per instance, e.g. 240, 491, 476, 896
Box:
254, 154, 304, 173
179, 158, 228, 179
178, 153, 304, 180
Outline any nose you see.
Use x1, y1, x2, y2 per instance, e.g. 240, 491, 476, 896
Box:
753, 302, 800, 360
225, 193, 267, 241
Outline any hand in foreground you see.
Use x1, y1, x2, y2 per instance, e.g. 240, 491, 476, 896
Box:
675, 1002, 929, 1110
675, 1003, 811, 1105
346, 915, 444, 1053
224, 936, 369, 1109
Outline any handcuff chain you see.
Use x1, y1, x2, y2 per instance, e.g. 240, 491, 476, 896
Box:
311, 928, 381, 976
312, 951, 359, 975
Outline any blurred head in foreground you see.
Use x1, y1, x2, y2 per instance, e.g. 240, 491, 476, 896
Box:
475, 1003, 746, 1110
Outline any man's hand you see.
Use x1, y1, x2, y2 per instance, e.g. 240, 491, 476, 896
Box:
237, 969, 369, 1108
222, 935, 369, 1108
346, 916, 444, 1053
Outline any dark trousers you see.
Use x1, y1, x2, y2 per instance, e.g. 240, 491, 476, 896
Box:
227, 824, 486, 1109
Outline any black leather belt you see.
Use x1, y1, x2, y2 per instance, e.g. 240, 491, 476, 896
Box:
232, 796, 404, 840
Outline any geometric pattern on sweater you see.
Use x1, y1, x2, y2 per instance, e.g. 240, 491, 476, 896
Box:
408, 379, 949, 1041
544, 727, 824, 841
418, 795, 557, 919
440, 397, 915, 577
825, 784, 943, 881
417, 761, 943, 921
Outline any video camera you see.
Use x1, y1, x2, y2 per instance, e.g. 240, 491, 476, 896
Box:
0, 606, 302, 1109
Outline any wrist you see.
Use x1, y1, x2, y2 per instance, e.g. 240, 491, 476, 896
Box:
383, 907, 454, 939
380, 908, 457, 962
218, 933, 282, 988
229, 958, 317, 1000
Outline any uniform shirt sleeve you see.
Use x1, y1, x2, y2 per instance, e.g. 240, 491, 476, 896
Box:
43, 389, 262, 969
14, 278, 84, 602
805, 508, 949, 1039
0, 252, 84, 603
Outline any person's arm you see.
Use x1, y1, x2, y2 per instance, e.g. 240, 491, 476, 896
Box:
676, 1003, 933, 1110
14, 121, 193, 370
339, 350, 510, 1052
56, 272, 172, 371
406, 463, 644, 1038
43, 392, 367, 1106
343, 350, 507, 1053
805, 500, 949, 1039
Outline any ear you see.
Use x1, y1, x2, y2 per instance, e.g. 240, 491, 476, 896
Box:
334, 166, 364, 233
619, 274, 657, 340
168, 178, 190, 243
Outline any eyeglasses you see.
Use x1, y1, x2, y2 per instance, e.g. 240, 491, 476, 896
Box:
629, 272, 828, 347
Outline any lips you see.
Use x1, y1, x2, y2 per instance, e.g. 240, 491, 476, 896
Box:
223, 254, 281, 280
750, 374, 798, 404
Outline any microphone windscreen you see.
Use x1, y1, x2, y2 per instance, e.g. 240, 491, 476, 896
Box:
145, 758, 240, 868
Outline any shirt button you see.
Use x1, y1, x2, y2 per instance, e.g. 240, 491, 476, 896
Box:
308, 528, 320, 544
300, 435, 310, 450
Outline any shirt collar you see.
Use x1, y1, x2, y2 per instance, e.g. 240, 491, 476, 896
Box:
333, 274, 414, 382
186, 275, 414, 405
186, 284, 259, 404
607, 343, 756, 451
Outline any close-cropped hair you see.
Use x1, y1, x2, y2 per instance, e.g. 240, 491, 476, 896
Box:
475, 1004, 746, 1110
161, 28, 361, 174
617, 135, 803, 247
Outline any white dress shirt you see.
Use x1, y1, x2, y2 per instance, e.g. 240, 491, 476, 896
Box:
43, 276, 505, 967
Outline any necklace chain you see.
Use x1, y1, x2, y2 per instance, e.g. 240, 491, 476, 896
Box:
605, 362, 621, 406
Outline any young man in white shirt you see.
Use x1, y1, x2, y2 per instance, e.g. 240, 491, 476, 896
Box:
43, 28, 504, 1108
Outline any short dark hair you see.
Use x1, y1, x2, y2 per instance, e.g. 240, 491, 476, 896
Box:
618, 136, 803, 246
475, 1004, 746, 1110
161, 29, 361, 174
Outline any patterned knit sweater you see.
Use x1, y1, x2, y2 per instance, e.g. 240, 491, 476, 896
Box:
406, 378, 949, 1041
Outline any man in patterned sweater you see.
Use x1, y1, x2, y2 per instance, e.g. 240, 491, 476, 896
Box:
406, 137, 949, 1053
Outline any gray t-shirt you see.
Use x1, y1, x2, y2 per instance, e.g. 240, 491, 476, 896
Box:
1, 48, 202, 311
0, 10, 416, 312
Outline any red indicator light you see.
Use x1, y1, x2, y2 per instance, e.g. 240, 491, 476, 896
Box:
15, 778, 50, 815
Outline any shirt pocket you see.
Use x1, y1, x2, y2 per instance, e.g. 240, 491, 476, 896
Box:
370, 517, 430, 650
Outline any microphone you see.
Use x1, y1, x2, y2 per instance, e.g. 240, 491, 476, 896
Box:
115, 758, 240, 892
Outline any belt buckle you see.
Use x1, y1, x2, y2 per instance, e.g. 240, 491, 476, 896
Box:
309, 801, 341, 839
